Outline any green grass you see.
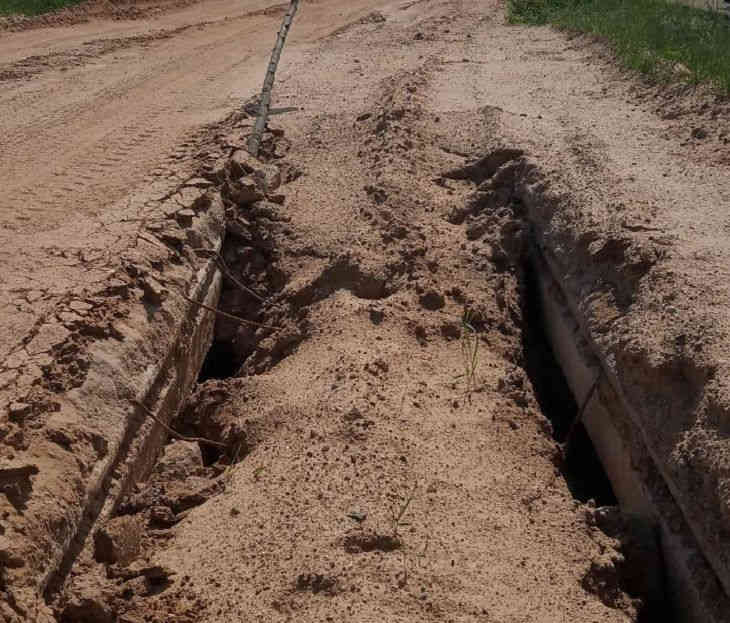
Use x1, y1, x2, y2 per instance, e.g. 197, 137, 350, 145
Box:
0, 0, 85, 16
508, 0, 730, 92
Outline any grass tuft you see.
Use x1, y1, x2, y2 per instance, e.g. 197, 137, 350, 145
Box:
387, 482, 418, 538
460, 310, 480, 397
507, 0, 730, 92
0, 0, 85, 16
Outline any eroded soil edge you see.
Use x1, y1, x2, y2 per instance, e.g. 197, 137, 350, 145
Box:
3, 15, 729, 619
51, 72, 682, 622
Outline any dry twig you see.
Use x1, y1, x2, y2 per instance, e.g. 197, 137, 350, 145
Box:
194, 247, 265, 302
172, 288, 279, 330
131, 399, 227, 448
562, 370, 602, 453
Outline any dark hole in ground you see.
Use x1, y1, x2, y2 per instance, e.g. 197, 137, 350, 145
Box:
520, 259, 616, 506
193, 321, 251, 467
199, 441, 224, 467
521, 253, 672, 622
145, 574, 173, 596
198, 339, 239, 382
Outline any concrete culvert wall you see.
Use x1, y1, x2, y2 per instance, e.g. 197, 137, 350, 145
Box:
524, 248, 671, 621
527, 239, 716, 622
498, 154, 730, 623
444, 145, 730, 622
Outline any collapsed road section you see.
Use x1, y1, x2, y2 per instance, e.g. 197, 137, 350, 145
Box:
440, 145, 730, 621
2, 0, 730, 621
0, 100, 724, 623
49, 110, 656, 623
3, 71, 718, 623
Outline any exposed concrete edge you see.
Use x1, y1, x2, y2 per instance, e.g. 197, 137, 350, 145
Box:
0, 187, 226, 619
528, 223, 730, 598
44, 267, 223, 597
482, 144, 730, 619
530, 241, 729, 622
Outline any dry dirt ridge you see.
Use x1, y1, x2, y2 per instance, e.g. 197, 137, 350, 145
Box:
1, 0, 730, 622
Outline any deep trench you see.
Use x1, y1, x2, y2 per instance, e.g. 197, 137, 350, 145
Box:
521, 260, 617, 506
521, 254, 671, 622
193, 228, 668, 619
193, 206, 672, 620
198, 338, 239, 381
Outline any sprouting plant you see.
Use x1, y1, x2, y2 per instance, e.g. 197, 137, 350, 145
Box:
223, 433, 247, 483
399, 531, 431, 586
388, 481, 418, 538
253, 465, 266, 482
388, 485, 432, 589
461, 309, 479, 396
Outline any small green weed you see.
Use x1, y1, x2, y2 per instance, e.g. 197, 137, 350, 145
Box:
388, 482, 418, 538
460, 310, 480, 396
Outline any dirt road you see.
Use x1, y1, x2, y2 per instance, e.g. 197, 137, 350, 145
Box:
0, 0, 390, 391
2, 0, 730, 621
0, 0, 384, 236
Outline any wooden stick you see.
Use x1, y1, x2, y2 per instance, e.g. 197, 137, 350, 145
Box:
247, 0, 301, 157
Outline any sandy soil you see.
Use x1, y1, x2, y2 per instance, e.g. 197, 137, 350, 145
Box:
0, 0, 392, 389
1, 0, 730, 621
